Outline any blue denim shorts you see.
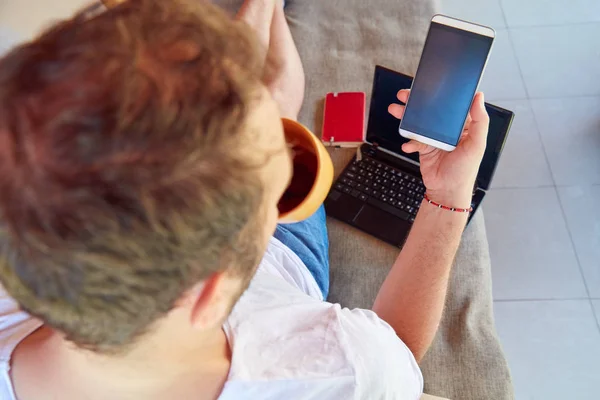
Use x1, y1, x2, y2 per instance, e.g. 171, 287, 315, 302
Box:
273, 205, 330, 299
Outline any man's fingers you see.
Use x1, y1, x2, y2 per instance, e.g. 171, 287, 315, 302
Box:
396, 89, 410, 103
388, 90, 410, 119
402, 140, 432, 155
388, 103, 405, 119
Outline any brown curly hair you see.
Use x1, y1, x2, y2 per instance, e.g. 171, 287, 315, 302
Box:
0, 0, 267, 353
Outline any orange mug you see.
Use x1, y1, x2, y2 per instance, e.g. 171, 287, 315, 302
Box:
277, 118, 334, 223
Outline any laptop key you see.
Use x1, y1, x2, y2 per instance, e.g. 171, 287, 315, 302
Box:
348, 180, 357, 188
335, 183, 344, 191
342, 186, 352, 194
351, 190, 361, 198
345, 172, 357, 180
364, 187, 372, 195
359, 194, 368, 202
409, 216, 415, 223
367, 198, 410, 221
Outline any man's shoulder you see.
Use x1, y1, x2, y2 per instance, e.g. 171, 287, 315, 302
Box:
335, 306, 423, 396
225, 297, 423, 398
0, 286, 42, 362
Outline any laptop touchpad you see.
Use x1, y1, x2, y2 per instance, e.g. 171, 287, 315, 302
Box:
353, 205, 409, 246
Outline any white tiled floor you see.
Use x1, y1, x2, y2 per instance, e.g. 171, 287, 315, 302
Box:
1, 0, 599, 399
444, 0, 600, 398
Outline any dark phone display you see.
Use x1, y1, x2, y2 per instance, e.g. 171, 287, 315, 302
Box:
401, 22, 493, 146
367, 66, 513, 190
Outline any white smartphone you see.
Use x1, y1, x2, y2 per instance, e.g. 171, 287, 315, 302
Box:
399, 15, 495, 151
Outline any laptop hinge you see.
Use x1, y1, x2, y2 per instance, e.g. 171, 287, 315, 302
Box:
368, 142, 379, 157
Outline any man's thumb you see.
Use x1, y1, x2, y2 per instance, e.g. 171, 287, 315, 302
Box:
402, 140, 431, 154
465, 92, 489, 150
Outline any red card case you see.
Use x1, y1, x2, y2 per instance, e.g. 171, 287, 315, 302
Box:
321, 92, 366, 147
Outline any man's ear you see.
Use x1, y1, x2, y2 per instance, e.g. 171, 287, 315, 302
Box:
184, 272, 232, 330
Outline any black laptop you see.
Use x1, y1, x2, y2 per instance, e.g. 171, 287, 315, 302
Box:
324, 65, 515, 247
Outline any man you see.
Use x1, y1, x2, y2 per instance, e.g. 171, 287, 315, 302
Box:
0, 0, 489, 398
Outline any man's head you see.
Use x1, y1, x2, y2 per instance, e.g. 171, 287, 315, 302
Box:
0, 0, 292, 353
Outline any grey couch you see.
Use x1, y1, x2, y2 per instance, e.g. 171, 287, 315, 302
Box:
218, 0, 513, 398
286, 1, 514, 399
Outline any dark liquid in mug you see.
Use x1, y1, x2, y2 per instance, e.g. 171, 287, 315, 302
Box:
278, 147, 318, 214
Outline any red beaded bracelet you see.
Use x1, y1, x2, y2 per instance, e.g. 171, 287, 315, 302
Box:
424, 193, 473, 213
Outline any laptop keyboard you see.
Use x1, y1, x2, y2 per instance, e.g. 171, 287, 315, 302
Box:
333, 157, 426, 223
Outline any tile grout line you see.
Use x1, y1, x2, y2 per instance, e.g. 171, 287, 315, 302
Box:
553, 187, 599, 333
507, 20, 600, 30
504, 29, 530, 99
497, 0, 510, 29
490, 185, 556, 191
494, 298, 592, 303
524, 65, 595, 308
487, 93, 600, 103
492, 184, 600, 190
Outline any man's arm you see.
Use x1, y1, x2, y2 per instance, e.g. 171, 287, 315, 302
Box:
374, 91, 489, 362
372, 201, 469, 362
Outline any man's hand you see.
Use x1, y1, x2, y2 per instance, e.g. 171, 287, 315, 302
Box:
237, 0, 305, 120
388, 90, 489, 208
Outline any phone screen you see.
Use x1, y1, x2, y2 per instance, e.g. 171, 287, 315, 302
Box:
401, 21, 493, 146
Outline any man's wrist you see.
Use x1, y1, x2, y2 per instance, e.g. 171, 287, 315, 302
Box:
425, 187, 473, 210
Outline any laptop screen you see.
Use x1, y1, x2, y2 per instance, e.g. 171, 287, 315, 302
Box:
366, 65, 514, 191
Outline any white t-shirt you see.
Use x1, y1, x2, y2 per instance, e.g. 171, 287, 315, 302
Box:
0, 237, 423, 399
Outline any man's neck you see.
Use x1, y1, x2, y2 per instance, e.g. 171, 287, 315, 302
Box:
13, 324, 232, 400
